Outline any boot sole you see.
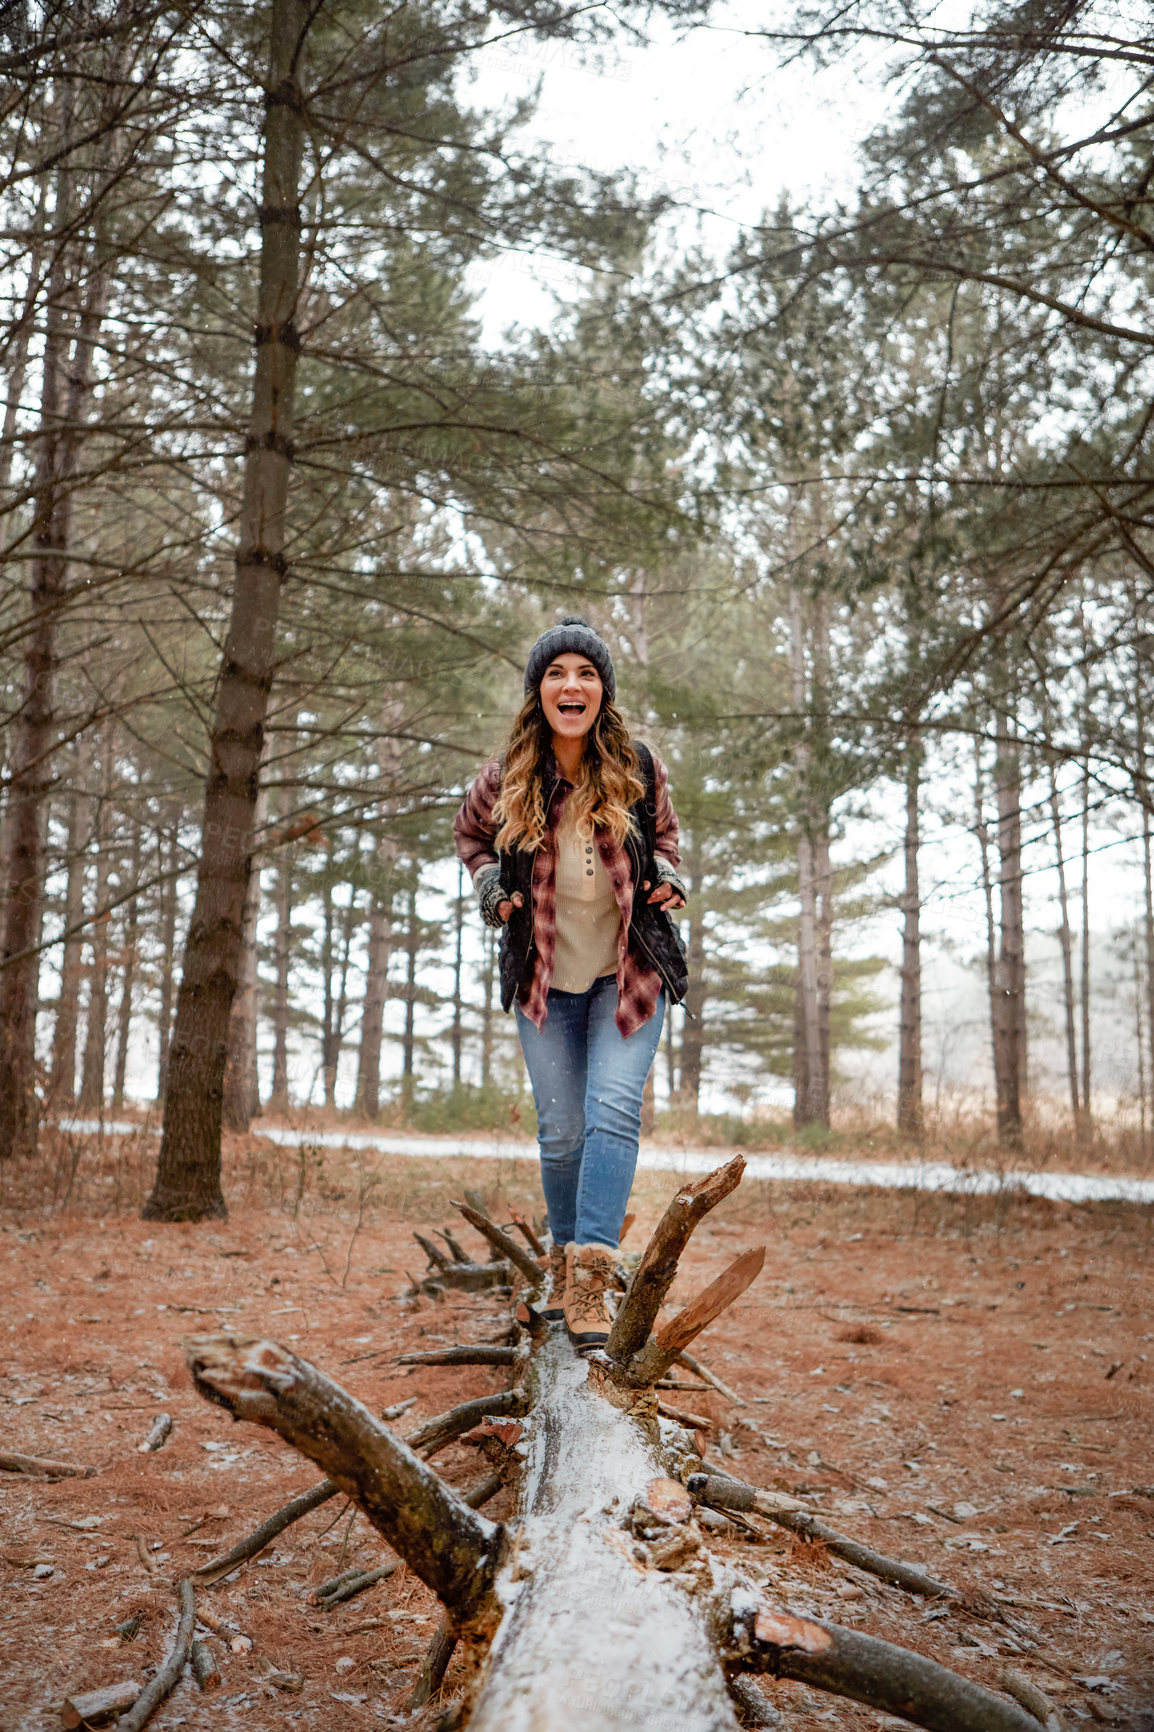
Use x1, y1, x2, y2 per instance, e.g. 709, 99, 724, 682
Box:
567, 1328, 609, 1352
539, 1304, 565, 1322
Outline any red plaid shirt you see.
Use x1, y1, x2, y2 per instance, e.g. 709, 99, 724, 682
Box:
454, 750, 681, 1037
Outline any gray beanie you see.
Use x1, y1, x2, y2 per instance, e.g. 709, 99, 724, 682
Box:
523, 616, 616, 702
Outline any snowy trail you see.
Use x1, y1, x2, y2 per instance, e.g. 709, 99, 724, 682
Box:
56, 1119, 1154, 1205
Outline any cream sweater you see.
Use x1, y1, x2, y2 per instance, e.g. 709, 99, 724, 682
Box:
550, 815, 621, 992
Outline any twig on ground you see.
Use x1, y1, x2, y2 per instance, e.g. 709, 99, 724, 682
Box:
406, 1615, 457, 1708
677, 1348, 746, 1406
691, 1471, 958, 1601
115, 1578, 196, 1732
190, 1640, 221, 1691
998, 1666, 1068, 1730
191, 1478, 338, 1584
61, 1683, 141, 1728
314, 1559, 400, 1609
0, 1452, 94, 1479
137, 1414, 172, 1453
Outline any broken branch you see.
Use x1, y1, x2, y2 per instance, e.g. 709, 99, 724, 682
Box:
315, 1559, 399, 1609
692, 1472, 956, 1600
453, 1199, 542, 1287
677, 1348, 746, 1406
407, 1615, 457, 1709
396, 1345, 517, 1367
192, 1477, 339, 1585
189, 1641, 220, 1692
115, 1578, 196, 1732
406, 1389, 527, 1458
736, 1601, 1039, 1732
137, 1414, 173, 1453
61, 1683, 141, 1728
507, 1208, 545, 1256
184, 1335, 503, 1618
606, 1154, 746, 1365
630, 1245, 766, 1384
998, 1667, 1068, 1731
414, 1231, 453, 1271
0, 1452, 94, 1479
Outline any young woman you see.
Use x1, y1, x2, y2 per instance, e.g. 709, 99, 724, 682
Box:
454, 618, 686, 1352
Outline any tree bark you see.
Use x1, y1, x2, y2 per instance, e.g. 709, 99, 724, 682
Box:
0, 107, 103, 1159
897, 735, 923, 1135
79, 728, 116, 1113
269, 821, 293, 1113
1078, 755, 1092, 1143
144, 0, 308, 1218
1046, 758, 1080, 1124
789, 581, 827, 1129
991, 718, 1025, 1146
112, 812, 142, 1111
222, 782, 267, 1131
679, 831, 706, 1107
50, 777, 90, 1110
355, 715, 401, 1117
155, 805, 181, 1101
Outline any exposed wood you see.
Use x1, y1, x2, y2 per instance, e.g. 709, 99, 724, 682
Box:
606, 1155, 746, 1365
60, 1682, 141, 1728
396, 1346, 517, 1368
734, 1601, 1038, 1732
190, 1641, 221, 1691
628, 1245, 766, 1384
407, 1389, 526, 1457
508, 1209, 545, 1257
691, 1471, 957, 1600
453, 1199, 542, 1287
677, 1349, 745, 1406
137, 1413, 173, 1453
115, 1578, 196, 1732
192, 1476, 338, 1584
184, 1334, 503, 1619
406, 1614, 457, 1708
998, 1666, 1067, 1731
0, 1452, 94, 1479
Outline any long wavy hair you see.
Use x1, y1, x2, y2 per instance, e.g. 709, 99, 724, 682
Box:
494, 690, 645, 850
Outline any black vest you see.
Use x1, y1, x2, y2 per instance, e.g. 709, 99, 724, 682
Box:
496, 743, 688, 1011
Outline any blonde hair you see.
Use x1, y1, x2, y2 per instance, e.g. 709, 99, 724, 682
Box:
494, 692, 645, 851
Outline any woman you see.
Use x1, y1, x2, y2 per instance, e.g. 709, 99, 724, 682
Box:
455, 617, 686, 1352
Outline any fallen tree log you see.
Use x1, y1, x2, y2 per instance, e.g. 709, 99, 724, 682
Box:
182, 1157, 1052, 1731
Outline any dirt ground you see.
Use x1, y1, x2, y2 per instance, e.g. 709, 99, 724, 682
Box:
1, 1134, 1152, 1731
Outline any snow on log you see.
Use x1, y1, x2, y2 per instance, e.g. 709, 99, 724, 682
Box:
466, 1329, 740, 1732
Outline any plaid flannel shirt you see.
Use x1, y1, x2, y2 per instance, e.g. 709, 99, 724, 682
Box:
453, 749, 682, 1037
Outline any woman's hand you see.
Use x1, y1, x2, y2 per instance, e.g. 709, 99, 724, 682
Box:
642, 880, 684, 911
497, 891, 525, 923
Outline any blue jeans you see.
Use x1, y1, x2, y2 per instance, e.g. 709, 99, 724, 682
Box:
515, 975, 665, 1250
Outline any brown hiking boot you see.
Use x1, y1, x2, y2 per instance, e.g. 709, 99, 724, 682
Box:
563, 1242, 617, 1353
540, 1243, 567, 1322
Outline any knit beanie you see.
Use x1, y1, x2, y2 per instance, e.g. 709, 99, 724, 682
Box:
523, 616, 616, 702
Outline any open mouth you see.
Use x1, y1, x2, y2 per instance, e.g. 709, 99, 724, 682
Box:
558, 701, 586, 716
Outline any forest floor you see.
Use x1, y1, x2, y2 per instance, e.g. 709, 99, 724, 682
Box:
1, 1135, 1152, 1732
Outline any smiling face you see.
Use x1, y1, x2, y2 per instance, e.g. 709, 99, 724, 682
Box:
538, 652, 604, 750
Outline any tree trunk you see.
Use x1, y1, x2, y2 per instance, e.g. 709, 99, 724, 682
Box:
144, 0, 308, 1219
184, 1166, 1041, 1732
222, 783, 267, 1131
79, 728, 116, 1114
1078, 756, 1092, 1144
991, 720, 1024, 1146
789, 582, 827, 1129
401, 881, 418, 1102
1046, 758, 1080, 1124
974, 739, 999, 1113
0, 118, 94, 1160
269, 828, 293, 1114
156, 807, 181, 1101
480, 926, 495, 1090
355, 717, 401, 1117
451, 862, 465, 1088
678, 833, 706, 1108
112, 814, 143, 1111
896, 736, 923, 1135
50, 778, 91, 1110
